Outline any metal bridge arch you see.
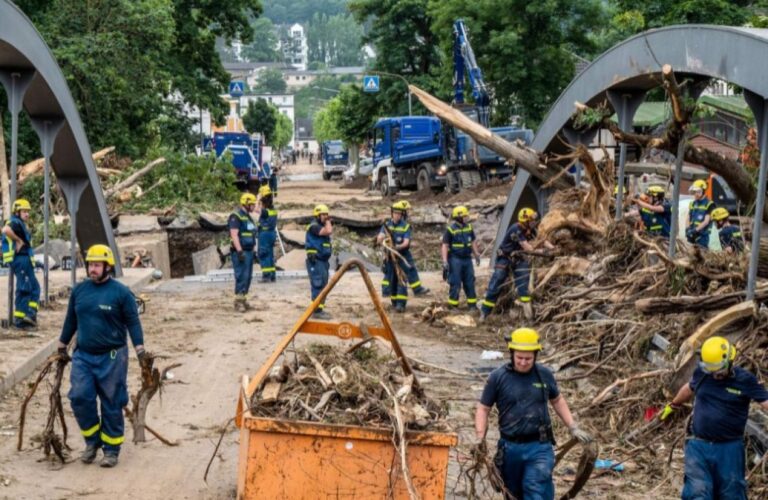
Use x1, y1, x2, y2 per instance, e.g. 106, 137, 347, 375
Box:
0, 0, 119, 274
496, 25, 768, 297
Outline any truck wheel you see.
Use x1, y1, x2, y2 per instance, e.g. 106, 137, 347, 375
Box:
416, 168, 430, 192
448, 172, 461, 194
459, 171, 478, 190
322, 172, 330, 181
470, 170, 482, 187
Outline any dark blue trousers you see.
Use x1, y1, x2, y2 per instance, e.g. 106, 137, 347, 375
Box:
382, 259, 407, 307
687, 226, 710, 248
447, 256, 476, 307
12, 256, 40, 326
682, 438, 746, 500
258, 232, 276, 280
403, 251, 426, 293
307, 258, 330, 312
498, 439, 555, 500
232, 250, 254, 295
69, 346, 129, 455
481, 257, 530, 315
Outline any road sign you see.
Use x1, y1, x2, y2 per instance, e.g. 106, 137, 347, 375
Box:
229, 81, 245, 97
363, 75, 380, 93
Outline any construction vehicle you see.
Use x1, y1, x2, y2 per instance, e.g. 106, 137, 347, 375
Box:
321, 140, 349, 180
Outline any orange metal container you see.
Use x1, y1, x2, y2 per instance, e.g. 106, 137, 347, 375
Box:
235, 260, 458, 499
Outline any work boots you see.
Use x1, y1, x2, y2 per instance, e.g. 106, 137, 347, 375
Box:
80, 443, 101, 464
413, 286, 430, 296
312, 310, 331, 320
234, 295, 252, 312
100, 453, 119, 468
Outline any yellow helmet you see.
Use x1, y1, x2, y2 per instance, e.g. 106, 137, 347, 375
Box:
12, 199, 31, 212
690, 179, 707, 193
85, 244, 115, 267
699, 336, 736, 372
507, 327, 542, 351
647, 185, 665, 196
392, 200, 410, 212
452, 205, 469, 219
518, 207, 537, 223
240, 193, 257, 206
711, 207, 730, 222
258, 185, 272, 198
313, 204, 330, 217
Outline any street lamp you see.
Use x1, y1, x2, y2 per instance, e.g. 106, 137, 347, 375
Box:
371, 71, 412, 116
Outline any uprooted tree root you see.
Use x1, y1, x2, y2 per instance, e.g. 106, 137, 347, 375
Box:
124, 353, 181, 446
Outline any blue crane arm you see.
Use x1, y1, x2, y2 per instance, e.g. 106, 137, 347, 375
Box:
453, 19, 491, 127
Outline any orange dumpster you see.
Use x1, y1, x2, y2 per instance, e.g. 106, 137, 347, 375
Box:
235, 260, 458, 499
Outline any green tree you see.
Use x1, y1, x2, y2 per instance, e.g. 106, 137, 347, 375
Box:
262, 0, 348, 24
313, 98, 343, 144
241, 17, 280, 62
272, 112, 293, 150
253, 68, 288, 93
243, 99, 278, 143
307, 13, 364, 66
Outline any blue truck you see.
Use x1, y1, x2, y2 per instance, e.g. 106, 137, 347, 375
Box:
321, 140, 350, 180
207, 131, 270, 191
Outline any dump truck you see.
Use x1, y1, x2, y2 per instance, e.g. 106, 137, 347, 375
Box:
321, 140, 350, 180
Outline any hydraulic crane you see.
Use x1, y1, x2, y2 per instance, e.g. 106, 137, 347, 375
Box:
453, 19, 491, 128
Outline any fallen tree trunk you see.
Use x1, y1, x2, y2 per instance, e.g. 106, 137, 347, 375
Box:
105, 157, 165, 199
635, 287, 768, 314
18, 146, 116, 184
408, 85, 574, 189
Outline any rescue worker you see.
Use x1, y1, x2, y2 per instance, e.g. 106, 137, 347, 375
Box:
2, 199, 40, 328
660, 336, 768, 499
376, 200, 429, 313
480, 208, 553, 322
229, 193, 257, 312
57, 244, 147, 468
441, 206, 480, 309
686, 179, 715, 248
633, 185, 672, 238
711, 207, 744, 254
306, 204, 333, 319
257, 185, 278, 282
475, 328, 592, 500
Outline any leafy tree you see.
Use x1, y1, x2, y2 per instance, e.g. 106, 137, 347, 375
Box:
253, 68, 288, 93
294, 75, 353, 119
241, 17, 280, 62
243, 99, 277, 143
313, 98, 343, 144
262, 0, 348, 25
307, 13, 364, 66
272, 112, 293, 150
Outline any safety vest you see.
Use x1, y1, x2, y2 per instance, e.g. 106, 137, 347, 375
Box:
2, 215, 32, 264
719, 225, 744, 253
305, 221, 332, 261
640, 205, 671, 238
689, 198, 714, 232
232, 210, 256, 251
259, 208, 278, 233
383, 219, 411, 248
445, 222, 474, 258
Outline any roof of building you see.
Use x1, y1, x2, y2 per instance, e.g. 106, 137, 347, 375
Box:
284, 66, 365, 76
609, 95, 752, 129
223, 61, 290, 71
688, 132, 741, 160
698, 94, 753, 120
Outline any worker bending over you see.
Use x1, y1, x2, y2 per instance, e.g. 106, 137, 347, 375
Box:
686, 180, 715, 248
257, 185, 278, 282
661, 336, 768, 499
441, 206, 480, 309
229, 193, 257, 311
633, 185, 672, 238
306, 204, 333, 319
2, 199, 40, 328
58, 245, 148, 468
475, 328, 591, 499
711, 207, 744, 254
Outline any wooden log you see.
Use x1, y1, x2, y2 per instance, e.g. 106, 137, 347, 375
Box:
105, 157, 165, 199
635, 287, 768, 314
18, 146, 115, 184
408, 85, 574, 189
307, 354, 333, 388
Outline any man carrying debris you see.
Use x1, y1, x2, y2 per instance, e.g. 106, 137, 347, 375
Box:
2, 199, 40, 329
475, 328, 591, 499
661, 336, 768, 499
57, 244, 148, 468
376, 200, 429, 313
306, 204, 333, 319
686, 179, 715, 248
257, 185, 278, 282
711, 207, 744, 254
441, 206, 480, 309
229, 193, 258, 311
480, 208, 552, 322
633, 185, 672, 238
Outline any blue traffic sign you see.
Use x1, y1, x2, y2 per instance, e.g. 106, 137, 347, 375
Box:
363, 75, 380, 93
229, 81, 246, 97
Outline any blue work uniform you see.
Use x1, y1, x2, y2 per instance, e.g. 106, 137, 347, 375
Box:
228, 209, 256, 296
306, 220, 332, 312
480, 363, 560, 500
2, 215, 40, 326
482, 223, 533, 316
682, 366, 768, 500
639, 201, 672, 238
258, 207, 278, 281
379, 219, 411, 308
59, 278, 144, 456
687, 197, 715, 248
442, 221, 477, 307
718, 225, 743, 254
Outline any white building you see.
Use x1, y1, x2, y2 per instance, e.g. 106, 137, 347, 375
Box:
280, 23, 308, 71
240, 94, 295, 145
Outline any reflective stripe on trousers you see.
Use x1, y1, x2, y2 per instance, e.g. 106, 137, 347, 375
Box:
447, 256, 476, 306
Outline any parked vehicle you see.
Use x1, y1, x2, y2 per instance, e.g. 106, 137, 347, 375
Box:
321, 140, 349, 180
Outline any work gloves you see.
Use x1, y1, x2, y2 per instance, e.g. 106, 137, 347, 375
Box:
659, 403, 680, 421
569, 424, 593, 444
56, 346, 70, 363
442, 262, 449, 282
237, 251, 246, 263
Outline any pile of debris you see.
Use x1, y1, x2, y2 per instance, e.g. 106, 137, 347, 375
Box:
250, 343, 450, 432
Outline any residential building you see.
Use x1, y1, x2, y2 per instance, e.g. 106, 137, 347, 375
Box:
280, 23, 308, 70
294, 117, 318, 153
240, 94, 295, 144
283, 66, 365, 90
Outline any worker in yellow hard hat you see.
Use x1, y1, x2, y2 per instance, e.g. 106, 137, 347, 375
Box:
632, 185, 672, 238
58, 244, 149, 468
480, 207, 554, 323
257, 185, 278, 282
2, 199, 40, 328
686, 179, 715, 248
441, 206, 480, 308
305, 204, 333, 319
229, 192, 258, 311
475, 328, 591, 499
711, 207, 743, 254
660, 336, 768, 499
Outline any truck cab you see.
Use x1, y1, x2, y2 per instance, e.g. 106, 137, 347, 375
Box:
321, 140, 349, 180
212, 131, 265, 190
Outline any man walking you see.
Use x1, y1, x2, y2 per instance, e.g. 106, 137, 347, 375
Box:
661, 336, 768, 499
57, 244, 147, 468
441, 206, 480, 309
306, 204, 333, 319
475, 328, 592, 499
2, 199, 40, 329
229, 193, 257, 311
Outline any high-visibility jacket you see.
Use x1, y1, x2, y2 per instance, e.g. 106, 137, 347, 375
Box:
443, 222, 475, 258
259, 208, 278, 233
305, 220, 332, 261
2, 215, 32, 264
230, 209, 256, 251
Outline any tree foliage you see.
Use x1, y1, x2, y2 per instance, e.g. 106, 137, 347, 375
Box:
253, 68, 288, 93
241, 17, 281, 62
273, 112, 294, 150
242, 98, 291, 146
262, 0, 348, 25
307, 14, 364, 66
313, 84, 380, 145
